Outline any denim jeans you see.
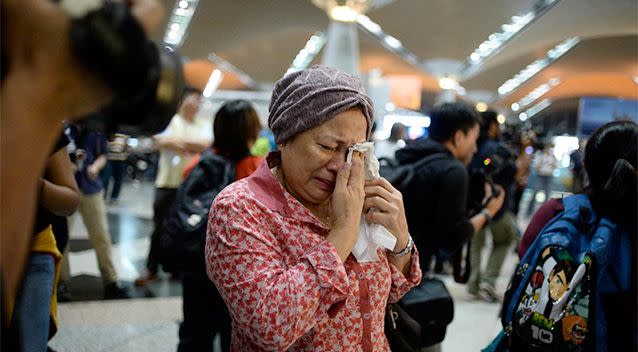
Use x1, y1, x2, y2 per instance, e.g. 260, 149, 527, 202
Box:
13, 253, 55, 352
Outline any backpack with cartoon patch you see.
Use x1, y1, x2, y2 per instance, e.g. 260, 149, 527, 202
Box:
499, 194, 632, 351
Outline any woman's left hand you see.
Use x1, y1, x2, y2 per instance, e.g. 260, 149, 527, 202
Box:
363, 177, 409, 252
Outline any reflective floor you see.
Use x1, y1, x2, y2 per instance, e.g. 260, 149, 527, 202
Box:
48, 180, 551, 352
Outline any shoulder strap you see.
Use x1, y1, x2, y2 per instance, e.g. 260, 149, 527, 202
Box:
408, 152, 448, 170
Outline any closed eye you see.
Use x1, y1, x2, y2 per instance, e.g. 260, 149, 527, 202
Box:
318, 143, 339, 152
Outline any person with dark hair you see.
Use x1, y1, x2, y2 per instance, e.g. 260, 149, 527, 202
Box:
177, 99, 262, 352
135, 87, 212, 286
518, 120, 637, 349
467, 110, 517, 302
206, 66, 421, 350
375, 122, 407, 160
395, 103, 505, 274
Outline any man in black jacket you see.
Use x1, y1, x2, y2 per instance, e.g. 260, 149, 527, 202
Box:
395, 103, 505, 273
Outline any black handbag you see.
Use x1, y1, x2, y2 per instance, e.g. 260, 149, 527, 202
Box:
385, 277, 455, 351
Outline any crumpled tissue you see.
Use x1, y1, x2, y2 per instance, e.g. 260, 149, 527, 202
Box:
346, 142, 397, 262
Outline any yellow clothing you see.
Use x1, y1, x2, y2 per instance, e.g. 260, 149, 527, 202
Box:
30, 225, 62, 338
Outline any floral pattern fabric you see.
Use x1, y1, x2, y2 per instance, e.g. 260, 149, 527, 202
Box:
206, 160, 421, 351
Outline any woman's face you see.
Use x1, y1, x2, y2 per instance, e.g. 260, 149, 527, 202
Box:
279, 108, 367, 208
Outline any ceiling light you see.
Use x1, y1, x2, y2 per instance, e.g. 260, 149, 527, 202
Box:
384, 35, 402, 49
357, 15, 382, 34
329, 5, 359, 22
460, 0, 563, 80
497, 114, 506, 124
385, 102, 396, 112
633, 76, 638, 85
511, 103, 520, 111
287, 32, 327, 74
519, 112, 528, 121
515, 78, 561, 110
476, 102, 488, 112
523, 99, 552, 119
439, 76, 458, 90
163, 0, 200, 48
203, 69, 223, 98
497, 37, 579, 96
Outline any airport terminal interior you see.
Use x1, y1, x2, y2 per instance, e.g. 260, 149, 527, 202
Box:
3, 0, 638, 351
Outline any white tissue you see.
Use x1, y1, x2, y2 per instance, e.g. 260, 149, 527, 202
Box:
347, 142, 397, 262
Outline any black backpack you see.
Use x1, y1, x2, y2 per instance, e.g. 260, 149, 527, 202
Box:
378, 153, 447, 196
159, 149, 235, 273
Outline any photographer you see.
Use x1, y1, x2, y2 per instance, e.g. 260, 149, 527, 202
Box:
466, 111, 518, 302
396, 103, 506, 275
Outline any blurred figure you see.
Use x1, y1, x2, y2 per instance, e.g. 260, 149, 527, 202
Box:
101, 132, 130, 205
11, 130, 79, 352
569, 140, 587, 194
59, 122, 130, 299
466, 111, 517, 302
177, 100, 261, 352
375, 122, 407, 160
516, 120, 637, 350
396, 103, 506, 274
526, 143, 558, 216
135, 87, 212, 286
511, 131, 534, 215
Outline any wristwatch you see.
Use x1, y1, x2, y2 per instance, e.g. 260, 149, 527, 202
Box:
480, 208, 492, 223
389, 235, 414, 258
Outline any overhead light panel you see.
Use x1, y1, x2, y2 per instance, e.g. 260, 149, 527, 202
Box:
287, 32, 327, 75
203, 69, 224, 98
163, 0, 200, 48
515, 78, 560, 110
438, 76, 458, 90
460, 0, 562, 79
498, 37, 579, 96
208, 53, 259, 89
497, 114, 506, 124
520, 99, 551, 120
475, 102, 488, 112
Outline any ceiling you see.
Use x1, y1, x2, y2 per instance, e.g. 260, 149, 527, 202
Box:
152, 0, 638, 110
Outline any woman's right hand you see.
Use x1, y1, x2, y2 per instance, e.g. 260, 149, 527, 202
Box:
327, 152, 365, 261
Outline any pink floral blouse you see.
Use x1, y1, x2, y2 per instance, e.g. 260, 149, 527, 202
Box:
206, 159, 422, 351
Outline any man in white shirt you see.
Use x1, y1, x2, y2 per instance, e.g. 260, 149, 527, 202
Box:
135, 87, 212, 285
527, 143, 558, 216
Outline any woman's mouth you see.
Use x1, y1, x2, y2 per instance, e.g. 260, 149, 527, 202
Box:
314, 177, 335, 192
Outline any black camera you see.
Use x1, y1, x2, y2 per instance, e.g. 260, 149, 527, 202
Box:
68, 1, 184, 135
467, 145, 517, 215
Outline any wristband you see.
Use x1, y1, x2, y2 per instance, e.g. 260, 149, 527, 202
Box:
389, 235, 413, 258
480, 208, 492, 223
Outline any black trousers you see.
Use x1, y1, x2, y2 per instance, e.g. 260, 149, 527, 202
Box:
178, 271, 231, 352
146, 187, 177, 273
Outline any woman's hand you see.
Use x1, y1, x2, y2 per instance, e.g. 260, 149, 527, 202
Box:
363, 177, 409, 252
326, 152, 365, 262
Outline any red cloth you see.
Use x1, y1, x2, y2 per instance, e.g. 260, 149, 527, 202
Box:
206, 160, 422, 351
517, 198, 564, 258
182, 151, 261, 181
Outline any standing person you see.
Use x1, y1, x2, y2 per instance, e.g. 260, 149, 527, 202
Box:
466, 111, 517, 302
176, 100, 262, 352
59, 122, 129, 299
101, 132, 130, 205
11, 130, 79, 352
527, 143, 558, 216
395, 103, 506, 274
375, 122, 407, 160
135, 87, 212, 286
515, 120, 637, 351
206, 66, 422, 350
511, 131, 534, 216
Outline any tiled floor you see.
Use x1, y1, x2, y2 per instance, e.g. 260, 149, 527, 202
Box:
49, 180, 553, 351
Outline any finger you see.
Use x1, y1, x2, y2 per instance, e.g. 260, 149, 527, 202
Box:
364, 184, 395, 202
363, 196, 396, 215
348, 152, 365, 188
366, 177, 397, 193
335, 162, 352, 193
365, 211, 393, 227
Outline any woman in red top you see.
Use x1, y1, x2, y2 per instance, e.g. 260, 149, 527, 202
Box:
206, 66, 421, 351
179, 99, 262, 352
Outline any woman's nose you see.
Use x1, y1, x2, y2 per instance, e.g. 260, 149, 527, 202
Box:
325, 151, 347, 173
